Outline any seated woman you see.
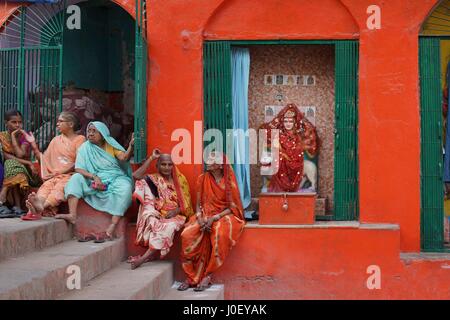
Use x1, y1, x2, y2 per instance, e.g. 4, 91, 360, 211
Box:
0, 110, 41, 217
178, 151, 245, 292
128, 149, 194, 270
56, 121, 134, 241
21, 112, 86, 220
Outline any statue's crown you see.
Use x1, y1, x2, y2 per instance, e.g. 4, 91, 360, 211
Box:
284, 110, 296, 118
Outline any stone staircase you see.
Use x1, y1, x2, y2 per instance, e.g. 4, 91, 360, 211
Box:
0, 218, 224, 300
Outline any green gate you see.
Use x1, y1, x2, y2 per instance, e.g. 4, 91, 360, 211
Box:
419, 37, 445, 251
334, 40, 359, 221
203, 41, 232, 153
134, 0, 148, 163
0, 3, 65, 149
203, 40, 359, 220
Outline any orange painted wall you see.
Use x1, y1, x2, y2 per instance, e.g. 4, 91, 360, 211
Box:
145, 0, 441, 252
0, 1, 19, 26
1, 0, 449, 299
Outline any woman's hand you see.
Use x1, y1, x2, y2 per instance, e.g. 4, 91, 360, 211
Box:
11, 129, 21, 138
165, 208, 179, 219
202, 216, 217, 232
21, 130, 36, 144
196, 211, 206, 227
129, 133, 135, 147
29, 163, 39, 176
93, 175, 103, 186
152, 148, 161, 159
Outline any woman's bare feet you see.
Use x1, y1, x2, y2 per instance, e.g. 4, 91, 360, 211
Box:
106, 223, 117, 239
28, 192, 44, 213
25, 200, 36, 214
130, 249, 157, 270
130, 256, 147, 270
55, 213, 76, 224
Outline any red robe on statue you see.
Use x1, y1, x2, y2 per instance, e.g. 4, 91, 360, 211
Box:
260, 103, 319, 192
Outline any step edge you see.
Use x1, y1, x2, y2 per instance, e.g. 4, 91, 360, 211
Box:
0, 238, 126, 300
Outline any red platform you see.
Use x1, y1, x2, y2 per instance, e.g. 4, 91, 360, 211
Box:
259, 193, 316, 225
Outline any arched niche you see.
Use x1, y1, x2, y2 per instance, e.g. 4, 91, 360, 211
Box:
204, 0, 359, 40
421, 0, 450, 35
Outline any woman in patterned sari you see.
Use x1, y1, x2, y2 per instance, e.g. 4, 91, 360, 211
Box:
128, 150, 194, 269
57, 121, 134, 241
0, 110, 41, 217
178, 151, 245, 292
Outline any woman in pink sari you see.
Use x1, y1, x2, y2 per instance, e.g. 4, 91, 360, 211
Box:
128, 149, 194, 269
21, 112, 85, 220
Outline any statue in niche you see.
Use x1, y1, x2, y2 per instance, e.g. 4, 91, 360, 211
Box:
260, 103, 319, 193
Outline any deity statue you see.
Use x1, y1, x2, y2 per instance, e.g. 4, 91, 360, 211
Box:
260, 103, 319, 193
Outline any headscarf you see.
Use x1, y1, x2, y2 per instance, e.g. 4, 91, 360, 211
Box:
86, 121, 132, 179
260, 103, 319, 157
198, 151, 244, 220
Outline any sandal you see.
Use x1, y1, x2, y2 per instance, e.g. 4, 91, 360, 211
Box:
177, 281, 192, 291
93, 232, 113, 243
21, 211, 42, 221
0, 205, 13, 218
193, 276, 212, 292
11, 206, 27, 217
78, 234, 96, 242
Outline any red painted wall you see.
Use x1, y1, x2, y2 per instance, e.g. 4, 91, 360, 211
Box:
145, 0, 441, 252
2, 0, 450, 299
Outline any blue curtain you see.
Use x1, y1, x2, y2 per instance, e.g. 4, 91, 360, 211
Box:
231, 47, 251, 209
444, 61, 450, 182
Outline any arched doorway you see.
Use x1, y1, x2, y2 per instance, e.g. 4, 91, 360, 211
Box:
419, 0, 450, 251
0, 0, 147, 162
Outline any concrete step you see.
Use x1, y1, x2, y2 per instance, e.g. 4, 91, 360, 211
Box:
162, 282, 224, 300
60, 261, 173, 300
0, 218, 73, 262
0, 237, 126, 300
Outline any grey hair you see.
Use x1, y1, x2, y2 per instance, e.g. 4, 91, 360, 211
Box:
59, 111, 81, 131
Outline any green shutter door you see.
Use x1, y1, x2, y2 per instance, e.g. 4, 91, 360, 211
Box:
203, 41, 232, 153
419, 37, 444, 251
134, 0, 148, 163
334, 40, 359, 221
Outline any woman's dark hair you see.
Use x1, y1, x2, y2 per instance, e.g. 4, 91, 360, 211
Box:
4, 110, 23, 122
59, 111, 81, 131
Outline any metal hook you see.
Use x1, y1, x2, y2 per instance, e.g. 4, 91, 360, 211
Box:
282, 193, 288, 212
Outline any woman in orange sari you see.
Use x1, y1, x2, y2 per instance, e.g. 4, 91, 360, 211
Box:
21, 112, 86, 220
178, 151, 245, 292
129, 150, 194, 269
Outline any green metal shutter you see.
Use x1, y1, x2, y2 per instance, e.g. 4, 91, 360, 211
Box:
0, 48, 20, 122
134, 0, 148, 163
334, 40, 359, 221
203, 41, 232, 153
0, 4, 65, 150
419, 37, 444, 251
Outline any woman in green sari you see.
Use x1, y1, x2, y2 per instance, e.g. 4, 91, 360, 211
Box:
56, 121, 134, 241
0, 110, 41, 217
